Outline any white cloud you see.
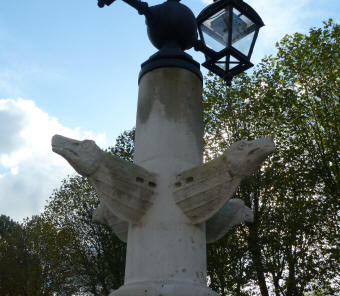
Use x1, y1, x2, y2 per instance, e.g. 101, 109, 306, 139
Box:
0, 98, 108, 222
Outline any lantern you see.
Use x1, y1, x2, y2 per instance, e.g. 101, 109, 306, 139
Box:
196, 0, 264, 84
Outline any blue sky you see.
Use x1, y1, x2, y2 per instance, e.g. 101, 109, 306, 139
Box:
0, 0, 339, 221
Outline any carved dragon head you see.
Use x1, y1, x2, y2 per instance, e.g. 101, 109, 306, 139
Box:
225, 136, 275, 178
52, 135, 102, 177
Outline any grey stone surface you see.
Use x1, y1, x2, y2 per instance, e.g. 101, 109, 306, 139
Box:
52, 135, 156, 224
92, 203, 128, 242
206, 198, 253, 244
134, 67, 203, 168
121, 68, 214, 296
172, 137, 274, 224
52, 135, 102, 177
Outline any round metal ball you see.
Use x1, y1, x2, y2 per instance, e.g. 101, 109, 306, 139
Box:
146, 0, 198, 51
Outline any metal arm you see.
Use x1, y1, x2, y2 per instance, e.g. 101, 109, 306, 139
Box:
98, 0, 150, 16
97, 0, 115, 7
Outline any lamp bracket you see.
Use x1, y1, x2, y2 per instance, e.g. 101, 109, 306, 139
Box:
98, 0, 150, 16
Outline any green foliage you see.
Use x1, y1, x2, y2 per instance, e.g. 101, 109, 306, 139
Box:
0, 215, 52, 296
0, 215, 26, 296
204, 20, 339, 296
23, 215, 80, 295
42, 175, 126, 295
107, 128, 135, 162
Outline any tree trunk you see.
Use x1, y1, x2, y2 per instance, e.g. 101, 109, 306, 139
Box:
271, 272, 281, 296
247, 222, 269, 296
236, 281, 241, 296
286, 252, 300, 296
246, 179, 269, 296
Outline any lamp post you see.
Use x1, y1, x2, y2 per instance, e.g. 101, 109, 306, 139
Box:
51, 1, 273, 296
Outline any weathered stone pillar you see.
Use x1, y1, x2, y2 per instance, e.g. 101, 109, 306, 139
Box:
112, 67, 217, 296
51, 66, 274, 296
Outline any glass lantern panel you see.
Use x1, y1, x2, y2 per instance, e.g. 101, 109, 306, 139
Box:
200, 8, 231, 52
229, 56, 240, 70
232, 8, 257, 56
215, 56, 240, 71
215, 57, 227, 70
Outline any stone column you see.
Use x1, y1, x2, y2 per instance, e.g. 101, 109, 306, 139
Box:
111, 67, 218, 296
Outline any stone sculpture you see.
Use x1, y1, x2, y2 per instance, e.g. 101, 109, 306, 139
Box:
52, 134, 157, 224
172, 137, 274, 224
52, 134, 272, 244
93, 198, 254, 244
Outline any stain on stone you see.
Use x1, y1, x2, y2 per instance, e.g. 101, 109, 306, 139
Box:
136, 177, 144, 183
137, 68, 203, 150
185, 176, 194, 183
148, 181, 156, 188
228, 170, 234, 178
182, 268, 187, 272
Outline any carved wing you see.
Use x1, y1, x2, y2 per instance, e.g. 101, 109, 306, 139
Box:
172, 154, 241, 224
172, 137, 274, 224
93, 203, 128, 243
206, 199, 253, 243
52, 135, 157, 225
89, 153, 157, 224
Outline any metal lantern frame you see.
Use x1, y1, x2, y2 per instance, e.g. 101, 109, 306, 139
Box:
97, 0, 264, 85
196, 0, 264, 84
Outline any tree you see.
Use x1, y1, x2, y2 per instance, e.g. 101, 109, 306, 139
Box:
23, 214, 80, 296
0, 215, 43, 296
0, 215, 23, 296
204, 20, 339, 296
107, 128, 135, 162
42, 175, 126, 296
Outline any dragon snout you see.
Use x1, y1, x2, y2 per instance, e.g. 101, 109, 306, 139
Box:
51, 134, 65, 154
51, 135, 83, 161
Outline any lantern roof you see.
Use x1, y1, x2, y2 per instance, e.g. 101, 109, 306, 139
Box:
197, 0, 264, 28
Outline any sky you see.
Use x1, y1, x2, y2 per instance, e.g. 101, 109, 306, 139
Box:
0, 0, 339, 222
